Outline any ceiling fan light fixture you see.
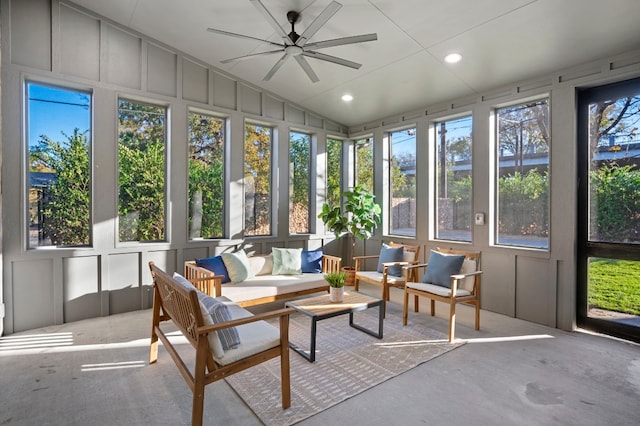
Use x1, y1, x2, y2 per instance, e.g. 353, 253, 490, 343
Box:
341, 94, 354, 102
285, 45, 303, 56
444, 52, 462, 64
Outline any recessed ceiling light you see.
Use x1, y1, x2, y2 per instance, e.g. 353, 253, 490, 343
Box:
444, 53, 462, 64
341, 94, 354, 102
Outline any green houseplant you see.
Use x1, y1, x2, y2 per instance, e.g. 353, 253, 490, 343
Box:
318, 184, 382, 284
324, 271, 348, 302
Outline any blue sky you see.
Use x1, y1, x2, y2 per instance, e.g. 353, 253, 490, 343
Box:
28, 83, 91, 147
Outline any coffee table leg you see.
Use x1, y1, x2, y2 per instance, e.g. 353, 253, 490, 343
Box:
349, 301, 384, 339
288, 315, 318, 362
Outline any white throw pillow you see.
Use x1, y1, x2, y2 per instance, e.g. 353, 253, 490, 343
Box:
221, 250, 254, 282
249, 254, 273, 276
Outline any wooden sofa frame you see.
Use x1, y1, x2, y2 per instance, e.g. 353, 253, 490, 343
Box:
148, 261, 293, 426
184, 253, 342, 307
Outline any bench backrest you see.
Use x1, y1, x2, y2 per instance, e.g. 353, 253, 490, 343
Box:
149, 262, 207, 350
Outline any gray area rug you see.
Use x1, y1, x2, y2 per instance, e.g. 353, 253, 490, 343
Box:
225, 303, 463, 425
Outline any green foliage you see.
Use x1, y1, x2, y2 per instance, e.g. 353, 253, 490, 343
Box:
498, 169, 549, 236
30, 129, 90, 246
324, 271, 348, 288
319, 184, 381, 264
589, 258, 640, 315
188, 113, 225, 239
326, 139, 343, 207
355, 140, 373, 193
118, 100, 166, 242
590, 165, 640, 242
244, 124, 272, 235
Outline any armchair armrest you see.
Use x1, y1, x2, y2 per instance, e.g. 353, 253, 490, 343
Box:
184, 261, 223, 297
353, 254, 380, 271
321, 254, 342, 273
402, 263, 428, 282
197, 307, 295, 335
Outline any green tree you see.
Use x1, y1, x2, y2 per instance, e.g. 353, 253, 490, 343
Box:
326, 139, 342, 207
30, 129, 90, 246
356, 139, 373, 192
289, 132, 310, 233
244, 124, 272, 235
188, 113, 225, 239
118, 100, 166, 242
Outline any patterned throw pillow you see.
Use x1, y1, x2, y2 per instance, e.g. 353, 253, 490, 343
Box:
197, 292, 240, 351
377, 244, 405, 277
422, 250, 465, 288
272, 247, 303, 275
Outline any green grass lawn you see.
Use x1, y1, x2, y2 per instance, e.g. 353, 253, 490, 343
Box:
589, 258, 640, 316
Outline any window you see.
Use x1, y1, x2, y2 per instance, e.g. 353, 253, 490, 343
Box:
388, 128, 416, 237
496, 99, 549, 249
326, 138, 343, 207
244, 123, 272, 236
118, 99, 167, 242
27, 82, 92, 248
289, 131, 311, 234
355, 137, 373, 192
435, 116, 473, 242
188, 111, 225, 239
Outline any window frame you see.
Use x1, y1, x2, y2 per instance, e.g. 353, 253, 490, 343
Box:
386, 126, 417, 238
116, 97, 169, 244
289, 130, 312, 235
25, 79, 94, 250
187, 108, 228, 241
493, 96, 550, 250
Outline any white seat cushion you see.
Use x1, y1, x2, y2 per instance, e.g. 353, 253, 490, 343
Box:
221, 273, 327, 302
406, 282, 471, 297
212, 298, 282, 366
356, 270, 406, 284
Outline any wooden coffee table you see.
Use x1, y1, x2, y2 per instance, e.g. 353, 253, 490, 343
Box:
285, 291, 384, 362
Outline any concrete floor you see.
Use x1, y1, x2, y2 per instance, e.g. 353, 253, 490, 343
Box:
1, 282, 639, 425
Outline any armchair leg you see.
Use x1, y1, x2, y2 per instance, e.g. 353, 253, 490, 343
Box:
474, 301, 480, 331
430, 299, 436, 316
414, 295, 419, 312
402, 290, 409, 325
280, 315, 291, 409
448, 303, 456, 342
354, 278, 360, 291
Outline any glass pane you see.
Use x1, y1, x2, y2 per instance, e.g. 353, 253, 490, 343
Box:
355, 137, 373, 193
290, 131, 310, 234
326, 138, 342, 208
389, 128, 416, 237
118, 99, 166, 242
244, 124, 272, 236
588, 94, 640, 244
27, 82, 91, 248
496, 99, 549, 249
588, 258, 640, 324
435, 116, 472, 242
188, 112, 225, 239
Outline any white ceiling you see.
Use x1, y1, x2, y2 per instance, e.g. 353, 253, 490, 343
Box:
69, 0, 640, 127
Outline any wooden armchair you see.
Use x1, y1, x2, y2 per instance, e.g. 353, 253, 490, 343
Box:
354, 242, 421, 316
402, 248, 482, 342
148, 262, 293, 426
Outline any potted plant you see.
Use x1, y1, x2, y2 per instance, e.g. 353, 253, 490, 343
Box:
318, 184, 382, 285
324, 271, 347, 302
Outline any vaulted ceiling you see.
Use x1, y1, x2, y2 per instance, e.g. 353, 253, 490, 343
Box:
70, 0, 640, 127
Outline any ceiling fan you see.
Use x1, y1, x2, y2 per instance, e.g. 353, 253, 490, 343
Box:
207, 0, 377, 83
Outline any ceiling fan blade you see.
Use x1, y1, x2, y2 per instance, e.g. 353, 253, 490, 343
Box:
220, 49, 284, 64
305, 33, 378, 50
263, 53, 290, 81
302, 51, 361, 69
294, 55, 320, 83
250, 0, 290, 42
298, 1, 342, 47
207, 28, 284, 48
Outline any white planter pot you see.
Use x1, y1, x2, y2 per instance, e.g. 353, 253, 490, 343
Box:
329, 286, 344, 303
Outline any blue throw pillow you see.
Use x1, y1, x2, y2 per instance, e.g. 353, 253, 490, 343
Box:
377, 244, 404, 277
422, 250, 465, 288
301, 249, 323, 273
196, 256, 230, 283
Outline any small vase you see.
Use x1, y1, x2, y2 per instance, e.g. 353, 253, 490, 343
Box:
329, 286, 344, 303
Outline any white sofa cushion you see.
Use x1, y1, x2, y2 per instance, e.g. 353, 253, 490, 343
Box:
355, 270, 406, 284
220, 273, 327, 303
249, 254, 273, 276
